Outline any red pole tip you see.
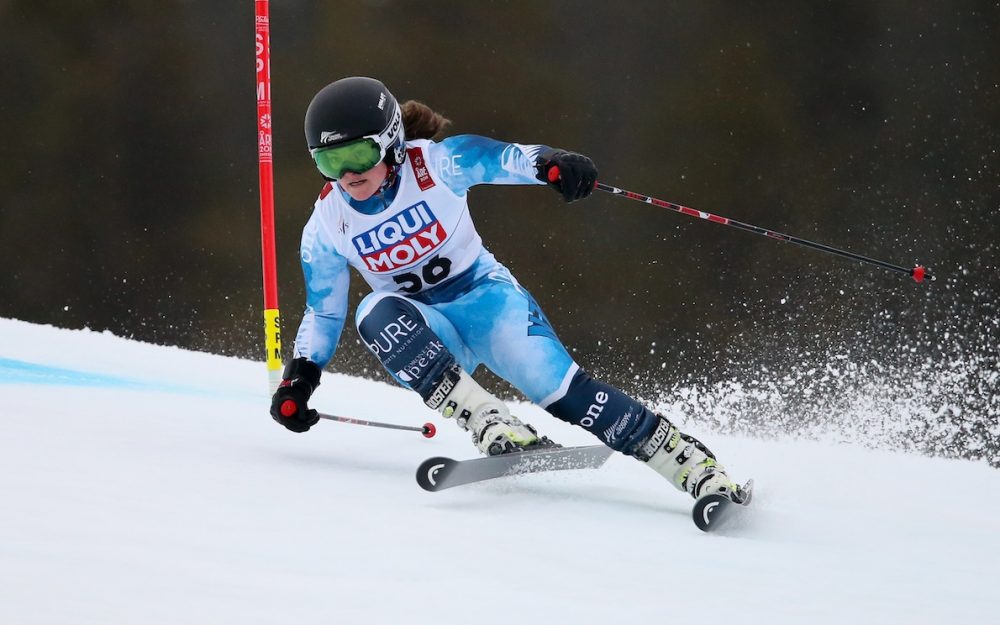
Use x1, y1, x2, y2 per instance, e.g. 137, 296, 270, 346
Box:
547, 166, 561, 183
280, 399, 298, 417
912, 266, 926, 283
422, 422, 437, 438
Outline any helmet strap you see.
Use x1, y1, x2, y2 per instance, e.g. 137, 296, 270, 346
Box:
379, 163, 400, 194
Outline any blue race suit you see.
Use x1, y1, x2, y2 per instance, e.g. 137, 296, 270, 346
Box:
293, 134, 658, 453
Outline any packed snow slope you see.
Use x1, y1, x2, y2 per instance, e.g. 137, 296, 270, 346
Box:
1, 319, 996, 625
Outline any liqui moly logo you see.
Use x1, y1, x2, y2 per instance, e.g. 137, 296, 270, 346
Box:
352, 202, 447, 272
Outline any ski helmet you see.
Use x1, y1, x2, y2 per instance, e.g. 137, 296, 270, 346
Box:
304, 77, 405, 180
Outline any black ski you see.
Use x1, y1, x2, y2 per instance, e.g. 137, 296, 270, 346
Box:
691, 479, 754, 532
416, 445, 614, 492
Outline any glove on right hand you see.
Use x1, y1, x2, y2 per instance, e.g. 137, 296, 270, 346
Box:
270, 357, 322, 433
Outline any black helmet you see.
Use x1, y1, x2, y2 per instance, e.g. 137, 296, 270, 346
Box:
304, 77, 405, 172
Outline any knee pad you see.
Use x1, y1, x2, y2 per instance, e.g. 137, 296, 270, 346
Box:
546, 369, 659, 453
356, 294, 455, 399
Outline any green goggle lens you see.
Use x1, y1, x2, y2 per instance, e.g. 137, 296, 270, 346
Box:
312, 138, 383, 179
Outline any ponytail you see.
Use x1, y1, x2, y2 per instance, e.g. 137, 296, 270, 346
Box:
401, 100, 451, 140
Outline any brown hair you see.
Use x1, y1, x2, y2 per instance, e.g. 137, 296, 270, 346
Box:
401, 100, 451, 140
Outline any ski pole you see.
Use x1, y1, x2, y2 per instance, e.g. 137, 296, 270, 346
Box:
548, 168, 929, 282
316, 411, 437, 438
596, 180, 929, 282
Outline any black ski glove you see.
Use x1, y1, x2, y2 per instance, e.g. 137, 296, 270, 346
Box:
270, 357, 322, 433
536, 148, 598, 203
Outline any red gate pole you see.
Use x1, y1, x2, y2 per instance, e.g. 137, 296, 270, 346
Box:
255, 0, 283, 392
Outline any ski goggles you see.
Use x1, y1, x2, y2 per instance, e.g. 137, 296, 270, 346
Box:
311, 104, 403, 180
311, 137, 385, 180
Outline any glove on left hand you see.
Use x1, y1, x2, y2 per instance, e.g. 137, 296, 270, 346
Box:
536, 149, 598, 203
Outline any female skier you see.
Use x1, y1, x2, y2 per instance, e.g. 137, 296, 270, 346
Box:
270, 76, 747, 504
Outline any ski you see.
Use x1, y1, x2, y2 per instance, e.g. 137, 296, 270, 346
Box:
416, 445, 614, 492
692, 479, 754, 532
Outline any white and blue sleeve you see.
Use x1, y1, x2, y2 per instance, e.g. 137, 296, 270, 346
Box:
293, 215, 350, 368
427, 134, 550, 195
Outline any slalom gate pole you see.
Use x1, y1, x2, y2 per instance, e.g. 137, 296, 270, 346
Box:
255, 0, 283, 393
316, 412, 437, 438
594, 180, 929, 283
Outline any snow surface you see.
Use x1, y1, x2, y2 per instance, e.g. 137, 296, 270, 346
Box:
1, 318, 996, 625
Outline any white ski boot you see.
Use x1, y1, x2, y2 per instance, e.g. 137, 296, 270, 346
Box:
634, 415, 748, 503
425, 365, 554, 456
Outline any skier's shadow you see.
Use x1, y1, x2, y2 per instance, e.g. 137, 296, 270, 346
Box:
452, 474, 692, 518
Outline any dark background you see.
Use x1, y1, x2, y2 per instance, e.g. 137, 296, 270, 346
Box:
1, 1, 997, 462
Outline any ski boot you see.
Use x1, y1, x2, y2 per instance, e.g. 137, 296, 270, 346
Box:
633, 414, 749, 504
425, 364, 556, 456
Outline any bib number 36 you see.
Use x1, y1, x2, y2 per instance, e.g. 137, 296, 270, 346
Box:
393, 255, 453, 293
